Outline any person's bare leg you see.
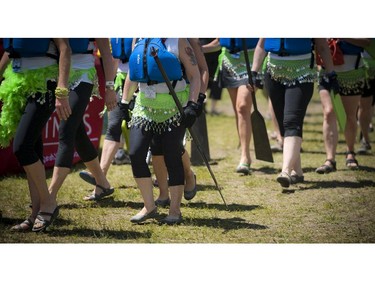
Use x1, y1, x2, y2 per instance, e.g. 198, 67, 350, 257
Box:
168, 185, 184, 218
84, 157, 112, 194
228, 88, 239, 139
23, 161, 56, 219
49, 166, 70, 201
342, 95, 361, 166
269, 98, 283, 149
282, 136, 302, 175
235, 85, 252, 166
320, 89, 338, 165
100, 139, 120, 175
182, 150, 195, 192
133, 177, 157, 216
27, 177, 39, 221
358, 96, 372, 144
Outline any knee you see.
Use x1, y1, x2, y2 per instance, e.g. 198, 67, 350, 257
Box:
14, 144, 38, 166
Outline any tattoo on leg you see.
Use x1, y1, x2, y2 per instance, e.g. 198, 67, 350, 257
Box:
185, 46, 197, 65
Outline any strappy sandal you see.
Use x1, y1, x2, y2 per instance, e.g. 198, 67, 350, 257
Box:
83, 184, 114, 201
345, 151, 359, 170
316, 159, 337, 174
10, 218, 34, 232
32, 207, 60, 232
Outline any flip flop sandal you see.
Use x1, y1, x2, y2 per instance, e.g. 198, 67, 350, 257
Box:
83, 185, 114, 201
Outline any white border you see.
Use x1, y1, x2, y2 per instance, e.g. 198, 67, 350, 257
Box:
1, 1, 374, 37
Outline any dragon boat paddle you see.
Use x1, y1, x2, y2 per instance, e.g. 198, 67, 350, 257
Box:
242, 39, 274, 163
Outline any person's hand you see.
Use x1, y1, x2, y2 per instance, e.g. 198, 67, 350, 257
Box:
183, 101, 199, 128
128, 94, 137, 111
118, 101, 131, 122
55, 98, 72, 121
327, 71, 340, 94
105, 88, 117, 111
196, 93, 206, 117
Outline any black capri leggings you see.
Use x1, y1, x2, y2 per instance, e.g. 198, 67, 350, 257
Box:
54, 82, 98, 168
13, 81, 56, 166
104, 91, 123, 142
129, 124, 186, 186
205, 50, 223, 100
264, 72, 314, 138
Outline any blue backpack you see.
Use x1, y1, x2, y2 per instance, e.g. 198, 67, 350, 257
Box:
3, 38, 51, 58
220, 38, 259, 53
264, 38, 313, 56
111, 38, 133, 63
129, 38, 183, 83
68, 38, 93, 54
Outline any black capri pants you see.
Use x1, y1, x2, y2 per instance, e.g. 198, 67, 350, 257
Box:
205, 50, 223, 100
264, 72, 314, 138
54, 82, 98, 168
13, 82, 56, 166
129, 124, 186, 186
104, 91, 123, 142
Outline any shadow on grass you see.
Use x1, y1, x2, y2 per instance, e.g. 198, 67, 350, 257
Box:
0, 216, 149, 242
298, 179, 375, 190
252, 166, 279, 174
182, 202, 262, 212
47, 227, 151, 240
60, 199, 144, 210
303, 164, 375, 174
191, 157, 225, 167
179, 217, 268, 232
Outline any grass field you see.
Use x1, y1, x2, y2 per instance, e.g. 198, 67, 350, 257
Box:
1, 89, 374, 244
1, 88, 374, 281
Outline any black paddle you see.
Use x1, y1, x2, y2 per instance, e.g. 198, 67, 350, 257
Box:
150, 46, 228, 208
242, 39, 274, 163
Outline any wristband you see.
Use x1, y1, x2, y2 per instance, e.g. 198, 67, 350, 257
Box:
55, 87, 69, 99
106, 80, 115, 90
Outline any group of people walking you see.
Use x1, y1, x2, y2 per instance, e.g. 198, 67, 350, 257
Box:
0, 37, 373, 231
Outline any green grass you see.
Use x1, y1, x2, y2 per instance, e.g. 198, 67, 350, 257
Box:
1, 89, 375, 243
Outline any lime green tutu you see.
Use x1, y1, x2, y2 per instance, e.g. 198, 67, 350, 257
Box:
0, 64, 59, 148
266, 54, 318, 86
129, 87, 189, 134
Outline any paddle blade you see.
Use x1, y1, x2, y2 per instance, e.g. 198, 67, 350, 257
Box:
330, 90, 346, 133
251, 110, 274, 163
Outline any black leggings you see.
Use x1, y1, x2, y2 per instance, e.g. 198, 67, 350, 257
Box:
129, 124, 186, 186
13, 81, 56, 166
54, 82, 98, 168
205, 50, 223, 100
264, 73, 314, 138
104, 92, 123, 142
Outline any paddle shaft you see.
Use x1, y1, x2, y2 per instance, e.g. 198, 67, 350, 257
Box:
242, 39, 259, 112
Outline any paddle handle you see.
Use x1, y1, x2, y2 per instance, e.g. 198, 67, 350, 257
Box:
242, 39, 259, 112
